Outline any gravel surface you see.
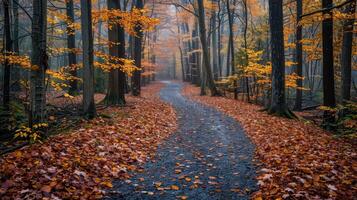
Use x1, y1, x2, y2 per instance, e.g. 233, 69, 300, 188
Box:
106, 82, 257, 200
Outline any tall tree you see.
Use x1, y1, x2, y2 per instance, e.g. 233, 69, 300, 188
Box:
226, 0, 237, 99
80, 0, 96, 118
105, 0, 121, 105
3, 0, 12, 109
131, 0, 144, 96
11, 0, 21, 91
226, 0, 234, 76
211, 0, 219, 80
66, 0, 78, 95
322, 0, 336, 107
197, 0, 219, 96
242, 0, 250, 101
294, 0, 303, 110
341, 1, 356, 101
268, 0, 294, 118
30, 0, 48, 126
117, 1, 127, 105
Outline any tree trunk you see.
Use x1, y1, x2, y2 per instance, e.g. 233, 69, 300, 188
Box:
30, 0, 48, 126
294, 0, 303, 110
243, 0, 250, 102
217, 0, 223, 77
341, 1, 356, 101
226, 0, 235, 75
3, 0, 12, 109
117, 1, 126, 105
211, 4, 219, 81
80, 0, 96, 118
197, 0, 219, 96
322, 0, 336, 107
66, 0, 78, 95
131, 0, 144, 96
11, 0, 21, 92
226, 0, 237, 98
105, 0, 120, 105
268, 0, 294, 118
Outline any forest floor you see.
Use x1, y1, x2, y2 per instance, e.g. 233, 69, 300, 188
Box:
182, 82, 357, 199
1, 81, 356, 199
107, 81, 257, 200
0, 82, 177, 199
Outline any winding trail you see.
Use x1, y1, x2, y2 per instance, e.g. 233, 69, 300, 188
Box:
107, 82, 257, 199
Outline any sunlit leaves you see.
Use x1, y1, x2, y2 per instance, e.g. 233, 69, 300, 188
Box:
92, 8, 159, 35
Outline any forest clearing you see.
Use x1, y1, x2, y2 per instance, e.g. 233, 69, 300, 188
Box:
0, 0, 356, 199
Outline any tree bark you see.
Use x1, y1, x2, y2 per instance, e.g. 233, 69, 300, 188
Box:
80, 0, 96, 118
341, 1, 356, 101
66, 0, 78, 95
131, 0, 144, 96
11, 0, 21, 92
117, 1, 126, 105
3, 0, 12, 109
226, 0, 235, 75
243, 0, 250, 102
268, 0, 294, 118
105, 0, 121, 105
30, 0, 48, 126
197, 0, 219, 96
211, 3, 219, 81
294, 0, 303, 110
322, 0, 336, 107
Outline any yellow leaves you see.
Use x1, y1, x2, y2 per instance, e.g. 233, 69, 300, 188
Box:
64, 93, 75, 99
14, 123, 47, 143
184, 177, 191, 182
171, 185, 179, 190
101, 181, 113, 188
15, 151, 23, 159
154, 182, 162, 187
93, 51, 138, 75
93, 8, 159, 35
0, 52, 31, 69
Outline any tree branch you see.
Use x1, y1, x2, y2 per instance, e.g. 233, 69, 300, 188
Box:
300, 0, 354, 18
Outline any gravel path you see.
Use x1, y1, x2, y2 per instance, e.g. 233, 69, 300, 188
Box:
106, 82, 257, 200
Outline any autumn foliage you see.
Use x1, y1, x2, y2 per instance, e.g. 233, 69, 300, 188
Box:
0, 83, 177, 199
182, 84, 356, 199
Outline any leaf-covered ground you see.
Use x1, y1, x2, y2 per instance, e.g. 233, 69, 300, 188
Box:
0, 82, 177, 199
182, 84, 357, 199
108, 81, 257, 199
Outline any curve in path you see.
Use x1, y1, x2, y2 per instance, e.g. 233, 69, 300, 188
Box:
106, 82, 257, 200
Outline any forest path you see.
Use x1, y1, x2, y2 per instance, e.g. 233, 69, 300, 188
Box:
107, 81, 257, 200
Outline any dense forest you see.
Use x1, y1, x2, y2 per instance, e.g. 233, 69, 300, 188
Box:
0, 0, 356, 199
